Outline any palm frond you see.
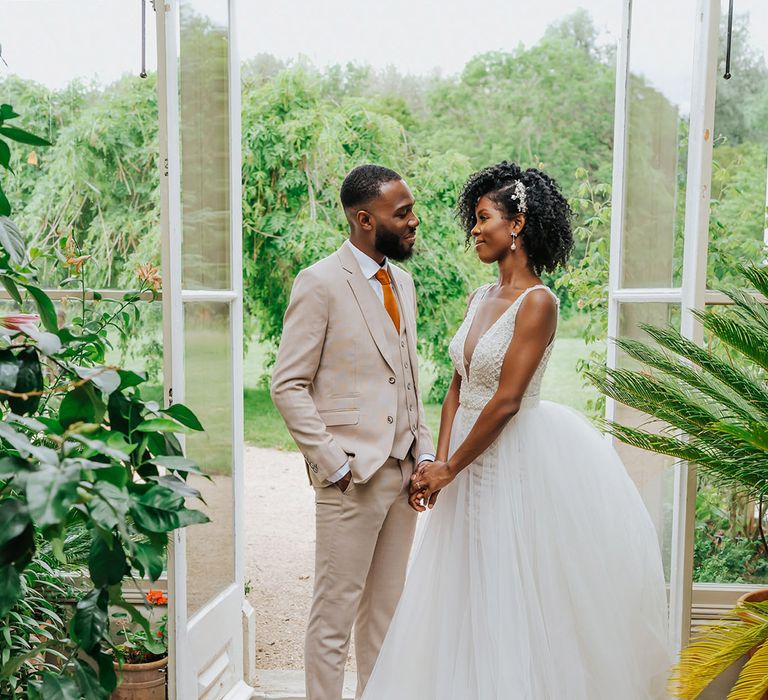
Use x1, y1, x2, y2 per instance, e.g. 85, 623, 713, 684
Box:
638, 324, 768, 418
669, 607, 768, 699
739, 264, 768, 300
697, 312, 768, 373
728, 641, 768, 700
721, 288, 768, 333
598, 421, 768, 494
614, 337, 759, 423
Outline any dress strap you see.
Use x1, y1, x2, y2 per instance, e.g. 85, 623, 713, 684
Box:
512, 284, 559, 309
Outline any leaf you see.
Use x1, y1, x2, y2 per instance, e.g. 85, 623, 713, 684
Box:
0, 187, 9, 217
0, 125, 51, 146
148, 474, 202, 499
1, 275, 22, 304
0, 564, 21, 617
0, 217, 25, 264
161, 403, 204, 431
89, 535, 127, 587
25, 463, 80, 527
0, 455, 32, 479
89, 481, 130, 530
136, 417, 190, 433
70, 587, 109, 650
117, 369, 146, 390
0, 105, 19, 121
149, 455, 202, 473
176, 507, 210, 528
0, 139, 12, 173
0, 347, 20, 391
60, 383, 106, 428
0, 498, 30, 547
75, 366, 121, 395
74, 659, 109, 700
0, 420, 58, 464
20, 284, 57, 333
31, 673, 81, 700
728, 639, 768, 699
8, 346, 42, 415
133, 541, 166, 581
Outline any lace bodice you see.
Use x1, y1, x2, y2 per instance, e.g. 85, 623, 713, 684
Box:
448, 283, 559, 411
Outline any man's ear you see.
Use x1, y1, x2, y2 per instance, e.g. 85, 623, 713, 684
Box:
357, 209, 374, 231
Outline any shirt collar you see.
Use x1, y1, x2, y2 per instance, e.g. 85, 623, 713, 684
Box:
344, 239, 387, 281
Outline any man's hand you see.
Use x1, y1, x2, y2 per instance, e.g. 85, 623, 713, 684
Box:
335, 472, 352, 493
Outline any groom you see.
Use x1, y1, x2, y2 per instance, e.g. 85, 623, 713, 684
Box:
271, 164, 435, 700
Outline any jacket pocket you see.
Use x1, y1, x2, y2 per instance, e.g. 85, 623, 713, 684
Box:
320, 409, 360, 426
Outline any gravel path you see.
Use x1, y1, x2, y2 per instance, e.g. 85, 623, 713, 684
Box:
244, 445, 356, 671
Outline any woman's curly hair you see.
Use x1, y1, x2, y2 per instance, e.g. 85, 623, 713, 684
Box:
457, 161, 574, 275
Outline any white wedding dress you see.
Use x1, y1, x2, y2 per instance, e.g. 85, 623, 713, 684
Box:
361, 283, 671, 699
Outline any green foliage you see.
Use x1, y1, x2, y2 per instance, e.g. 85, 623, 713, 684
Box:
0, 108, 207, 698
591, 264, 768, 498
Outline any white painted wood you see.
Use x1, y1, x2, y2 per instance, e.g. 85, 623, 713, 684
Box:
604, 0, 632, 427
156, 0, 251, 697
156, 2, 188, 699
669, 0, 720, 656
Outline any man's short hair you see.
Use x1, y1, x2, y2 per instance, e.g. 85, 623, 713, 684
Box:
340, 164, 402, 210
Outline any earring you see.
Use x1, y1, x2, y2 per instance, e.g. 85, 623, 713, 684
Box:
510, 232, 518, 251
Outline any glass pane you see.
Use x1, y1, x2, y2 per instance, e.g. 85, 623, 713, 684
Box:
3, 3, 159, 291
615, 303, 680, 582
707, 1, 768, 288
621, 0, 696, 288
179, 0, 231, 290
184, 302, 234, 616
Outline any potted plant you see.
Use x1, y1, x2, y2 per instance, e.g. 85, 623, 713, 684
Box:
111, 588, 168, 700
589, 264, 768, 699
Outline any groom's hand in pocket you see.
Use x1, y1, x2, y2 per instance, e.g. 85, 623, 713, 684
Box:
335, 472, 352, 493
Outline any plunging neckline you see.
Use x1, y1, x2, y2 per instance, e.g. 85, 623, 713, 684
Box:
462, 283, 548, 381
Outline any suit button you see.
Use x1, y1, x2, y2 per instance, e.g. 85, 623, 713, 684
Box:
387, 416, 394, 424
401, 341, 405, 348
389, 377, 396, 384
311, 464, 318, 473
404, 362, 409, 369
407, 383, 412, 390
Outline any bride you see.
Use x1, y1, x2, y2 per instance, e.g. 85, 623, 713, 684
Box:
361, 162, 671, 699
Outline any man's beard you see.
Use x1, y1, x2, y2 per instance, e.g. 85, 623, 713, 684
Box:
375, 225, 414, 262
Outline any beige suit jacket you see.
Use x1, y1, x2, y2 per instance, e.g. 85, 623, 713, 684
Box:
271, 242, 435, 487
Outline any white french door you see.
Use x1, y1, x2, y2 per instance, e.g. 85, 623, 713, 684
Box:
156, 1, 252, 698
607, 0, 720, 653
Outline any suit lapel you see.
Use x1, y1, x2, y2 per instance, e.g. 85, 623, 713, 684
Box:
337, 244, 398, 373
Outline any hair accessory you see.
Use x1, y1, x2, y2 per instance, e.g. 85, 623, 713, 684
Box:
511, 180, 527, 213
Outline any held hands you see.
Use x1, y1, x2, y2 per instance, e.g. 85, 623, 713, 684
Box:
409, 459, 456, 512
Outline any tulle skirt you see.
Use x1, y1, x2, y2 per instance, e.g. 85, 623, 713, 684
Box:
361, 400, 671, 699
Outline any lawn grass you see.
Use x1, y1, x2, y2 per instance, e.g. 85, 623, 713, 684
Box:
243, 336, 601, 451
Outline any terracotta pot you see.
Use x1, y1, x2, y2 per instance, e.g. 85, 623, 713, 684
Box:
736, 589, 768, 700
112, 656, 167, 700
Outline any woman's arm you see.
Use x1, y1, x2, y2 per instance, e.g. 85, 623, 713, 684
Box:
436, 370, 461, 461
412, 290, 557, 508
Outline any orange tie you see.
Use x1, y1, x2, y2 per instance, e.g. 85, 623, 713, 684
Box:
374, 268, 400, 333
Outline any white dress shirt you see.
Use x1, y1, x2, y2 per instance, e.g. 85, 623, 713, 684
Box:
327, 241, 434, 483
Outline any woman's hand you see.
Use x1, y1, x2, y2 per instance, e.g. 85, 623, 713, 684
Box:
409, 460, 456, 512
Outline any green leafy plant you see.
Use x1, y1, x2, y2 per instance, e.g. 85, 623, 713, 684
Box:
112, 588, 167, 665
0, 106, 208, 698
589, 263, 768, 698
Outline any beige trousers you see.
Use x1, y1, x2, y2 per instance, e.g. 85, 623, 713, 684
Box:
305, 457, 417, 700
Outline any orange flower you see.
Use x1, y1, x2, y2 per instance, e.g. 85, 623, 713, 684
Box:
63, 234, 90, 273
137, 263, 162, 291
146, 589, 168, 606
